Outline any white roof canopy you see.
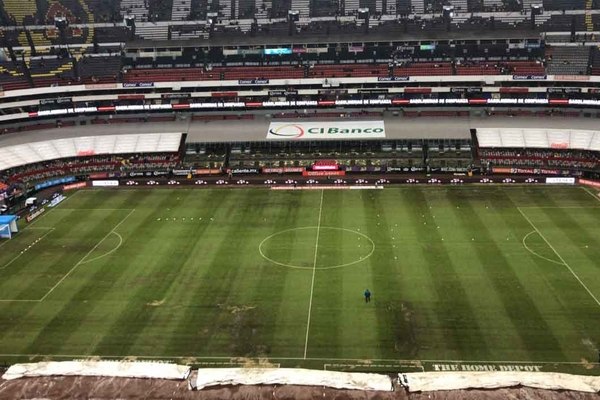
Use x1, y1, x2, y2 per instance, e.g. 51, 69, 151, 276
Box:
0, 133, 182, 171
477, 128, 600, 151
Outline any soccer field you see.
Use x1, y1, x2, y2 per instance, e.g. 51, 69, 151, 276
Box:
0, 186, 599, 374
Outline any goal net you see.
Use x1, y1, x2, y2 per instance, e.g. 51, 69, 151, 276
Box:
0, 224, 12, 239
0, 215, 18, 239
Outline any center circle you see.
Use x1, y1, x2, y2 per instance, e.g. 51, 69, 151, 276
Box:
259, 226, 375, 270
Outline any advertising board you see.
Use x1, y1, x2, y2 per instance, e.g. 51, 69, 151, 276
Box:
267, 121, 385, 140
92, 180, 119, 187
545, 177, 575, 185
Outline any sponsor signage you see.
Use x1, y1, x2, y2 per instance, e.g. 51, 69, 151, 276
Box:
128, 171, 170, 177
262, 167, 305, 173
450, 87, 483, 93
267, 121, 385, 140
550, 142, 569, 149
64, 182, 87, 190
211, 91, 238, 98
92, 180, 119, 187
161, 93, 191, 99
238, 79, 269, 85
39, 97, 72, 106
378, 76, 409, 82
547, 87, 581, 94
172, 169, 192, 176
492, 167, 562, 175
313, 165, 338, 171
195, 169, 222, 175
264, 48, 292, 55
386, 166, 424, 172
358, 89, 389, 94
118, 94, 145, 100
302, 170, 346, 177
268, 90, 298, 96
546, 177, 575, 185
512, 74, 547, 80
77, 150, 96, 157
580, 179, 600, 188
35, 176, 75, 191
579, 179, 600, 188
26, 208, 45, 223
554, 75, 590, 81
431, 364, 541, 372
85, 83, 117, 89
89, 172, 108, 179
231, 168, 259, 174
48, 194, 67, 208
123, 82, 154, 88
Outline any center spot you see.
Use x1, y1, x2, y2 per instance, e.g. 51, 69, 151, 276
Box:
259, 226, 375, 270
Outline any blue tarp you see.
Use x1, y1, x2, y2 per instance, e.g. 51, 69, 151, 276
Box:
0, 215, 17, 225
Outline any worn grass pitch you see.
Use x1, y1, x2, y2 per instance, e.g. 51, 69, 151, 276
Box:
0, 186, 599, 373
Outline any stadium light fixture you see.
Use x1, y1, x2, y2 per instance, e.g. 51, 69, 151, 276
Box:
357, 8, 369, 20
54, 16, 68, 30
124, 14, 135, 28
442, 5, 454, 19
288, 10, 300, 22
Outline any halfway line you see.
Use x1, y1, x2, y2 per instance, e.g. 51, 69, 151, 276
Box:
304, 189, 324, 359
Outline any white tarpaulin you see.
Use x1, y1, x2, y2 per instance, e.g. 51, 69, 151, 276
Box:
2, 361, 191, 381
402, 372, 600, 393
195, 368, 392, 391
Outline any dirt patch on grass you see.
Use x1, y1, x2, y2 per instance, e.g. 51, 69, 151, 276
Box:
387, 302, 419, 357
581, 358, 596, 370
217, 304, 256, 314
231, 357, 277, 368
1, 376, 600, 400
146, 299, 165, 307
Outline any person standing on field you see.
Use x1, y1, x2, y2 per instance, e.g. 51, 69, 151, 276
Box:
364, 289, 371, 303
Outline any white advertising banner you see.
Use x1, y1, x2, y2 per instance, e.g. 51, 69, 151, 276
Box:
92, 180, 119, 187
267, 121, 385, 140
545, 177, 575, 185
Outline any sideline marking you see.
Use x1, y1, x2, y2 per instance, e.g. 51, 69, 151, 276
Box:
521, 230, 564, 266
304, 189, 323, 359
0, 228, 55, 271
582, 186, 600, 203
0, 353, 596, 367
54, 208, 134, 211
517, 207, 600, 308
39, 209, 135, 301
324, 363, 425, 372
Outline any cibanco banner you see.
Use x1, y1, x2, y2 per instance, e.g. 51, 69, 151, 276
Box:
267, 121, 385, 140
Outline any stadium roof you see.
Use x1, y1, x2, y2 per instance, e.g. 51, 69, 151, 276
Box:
3, 113, 600, 145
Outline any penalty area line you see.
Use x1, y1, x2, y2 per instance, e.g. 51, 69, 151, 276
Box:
517, 207, 600, 308
39, 209, 135, 302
